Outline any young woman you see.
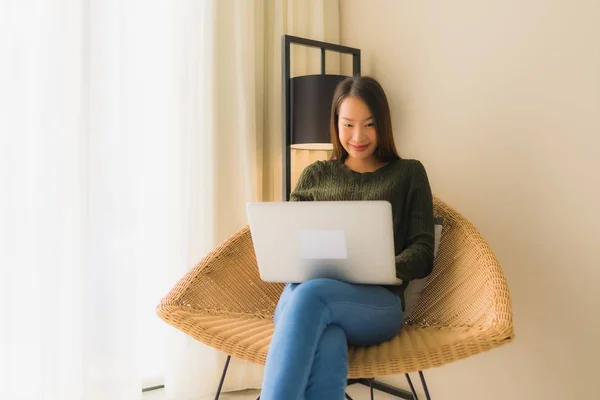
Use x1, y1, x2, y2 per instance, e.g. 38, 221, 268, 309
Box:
260, 76, 435, 400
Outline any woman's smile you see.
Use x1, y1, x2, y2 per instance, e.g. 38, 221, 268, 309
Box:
350, 143, 369, 152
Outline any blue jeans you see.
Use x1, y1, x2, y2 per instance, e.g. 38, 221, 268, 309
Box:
260, 278, 404, 400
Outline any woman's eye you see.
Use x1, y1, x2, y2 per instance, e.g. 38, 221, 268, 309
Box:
365, 122, 374, 127
344, 123, 353, 128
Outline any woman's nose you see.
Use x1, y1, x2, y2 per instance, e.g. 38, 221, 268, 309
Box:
352, 127, 365, 142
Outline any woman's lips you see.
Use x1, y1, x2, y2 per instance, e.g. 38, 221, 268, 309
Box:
350, 144, 369, 152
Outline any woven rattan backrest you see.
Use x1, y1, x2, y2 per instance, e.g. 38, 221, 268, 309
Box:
405, 198, 512, 330
167, 226, 284, 318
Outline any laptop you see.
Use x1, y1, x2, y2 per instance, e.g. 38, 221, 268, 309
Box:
246, 201, 402, 285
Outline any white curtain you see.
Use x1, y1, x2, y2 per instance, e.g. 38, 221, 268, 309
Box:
263, 0, 341, 201
0, 1, 339, 399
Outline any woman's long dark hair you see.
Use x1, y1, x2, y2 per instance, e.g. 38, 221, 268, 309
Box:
330, 76, 399, 162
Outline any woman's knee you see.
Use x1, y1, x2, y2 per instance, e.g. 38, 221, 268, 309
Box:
274, 283, 298, 323
293, 278, 339, 302
274, 279, 336, 323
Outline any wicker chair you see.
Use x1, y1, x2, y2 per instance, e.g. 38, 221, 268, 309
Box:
156, 196, 514, 399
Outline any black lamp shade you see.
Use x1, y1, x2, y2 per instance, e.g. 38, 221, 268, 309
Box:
290, 74, 347, 144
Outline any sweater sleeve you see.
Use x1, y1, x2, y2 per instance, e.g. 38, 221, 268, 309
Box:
289, 163, 317, 202
395, 161, 435, 281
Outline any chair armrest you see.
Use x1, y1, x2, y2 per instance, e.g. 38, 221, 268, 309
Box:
157, 226, 283, 319
406, 198, 513, 341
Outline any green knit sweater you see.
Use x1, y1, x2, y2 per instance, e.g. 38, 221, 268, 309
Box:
290, 157, 435, 307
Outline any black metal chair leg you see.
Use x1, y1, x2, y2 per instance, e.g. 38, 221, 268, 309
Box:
214, 355, 231, 400
358, 379, 414, 399
405, 373, 419, 400
218, 364, 426, 400
418, 371, 431, 400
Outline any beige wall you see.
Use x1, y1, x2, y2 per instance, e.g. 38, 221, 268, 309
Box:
340, 1, 600, 399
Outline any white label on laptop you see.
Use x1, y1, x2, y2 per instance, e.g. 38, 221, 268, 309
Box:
298, 229, 347, 259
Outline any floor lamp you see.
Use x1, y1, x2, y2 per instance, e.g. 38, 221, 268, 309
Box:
282, 34, 360, 200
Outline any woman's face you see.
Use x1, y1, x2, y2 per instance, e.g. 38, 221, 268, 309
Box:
337, 96, 378, 162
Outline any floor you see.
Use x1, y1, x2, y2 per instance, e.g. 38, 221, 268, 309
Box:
142, 388, 261, 400
143, 385, 407, 399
